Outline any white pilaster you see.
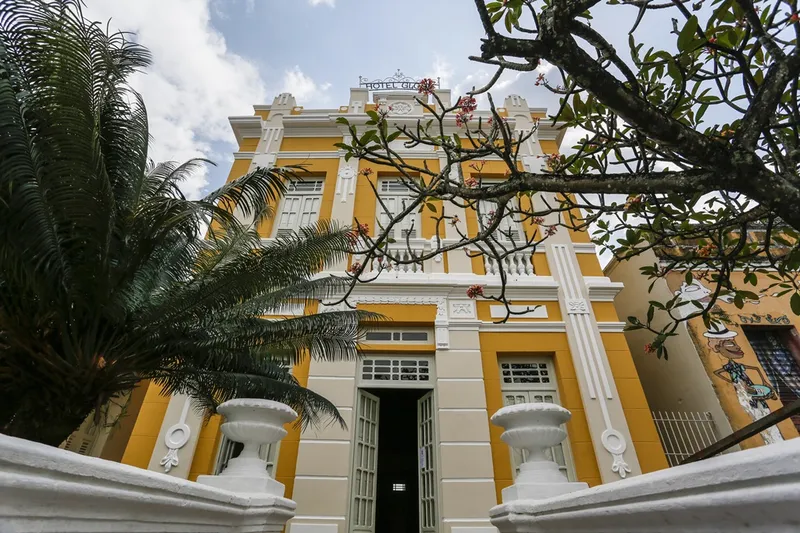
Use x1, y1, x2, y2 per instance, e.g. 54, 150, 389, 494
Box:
546, 242, 642, 481
436, 299, 497, 533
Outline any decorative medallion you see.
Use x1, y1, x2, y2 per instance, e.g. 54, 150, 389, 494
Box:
389, 101, 414, 115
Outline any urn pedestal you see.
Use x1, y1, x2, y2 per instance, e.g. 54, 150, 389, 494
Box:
197, 399, 297, 496
491, 402, 588, 502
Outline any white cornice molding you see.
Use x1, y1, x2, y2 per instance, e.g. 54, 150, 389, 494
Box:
342, 273, 562, 301
479, 321, 566, 332
276, 151, 341, 160
233, 151, 255, 160
228, 116, 263, 143
584, 277, 625, 301
597, 322, 627, 333
572, 243, 598, 254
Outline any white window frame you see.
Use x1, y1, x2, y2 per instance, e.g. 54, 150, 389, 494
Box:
273, 179, 324, 237
363, 328, 433, 345
358, 355, 436, 389
499, 356, 577, 482
475, 179, 524, 242
376, 179, 420, 240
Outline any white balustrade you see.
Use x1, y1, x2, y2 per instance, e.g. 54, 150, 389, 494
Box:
485, 251, 535, 276
363, 241, 428, 275
0, 399, 299, 532
488, 402, 800, 532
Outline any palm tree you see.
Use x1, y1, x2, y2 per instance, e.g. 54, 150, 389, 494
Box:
0, 0, 373, 446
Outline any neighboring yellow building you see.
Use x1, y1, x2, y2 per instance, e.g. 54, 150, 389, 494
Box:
606, 239, 800, 466
66, 85, 667, 533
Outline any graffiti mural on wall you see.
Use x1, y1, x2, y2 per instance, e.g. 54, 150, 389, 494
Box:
673, 280, 762, 318
675, 279, 784, 444
738, 314, 791, 325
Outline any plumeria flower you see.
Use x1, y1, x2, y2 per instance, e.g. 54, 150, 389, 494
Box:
644, 343, 656, 354
791, 12, 799, 23
360, 167, 374, 177
465, 177, 479, 188
466, 284, 485, 299
450, 215, 460, 226
418, 78, 437, 96
531, 216, 545, 225
535, 73, 546, 86
545, 225, 558, 237
457, 96, 478, 113
349, 262, 362, 274
357, 223, 370, 235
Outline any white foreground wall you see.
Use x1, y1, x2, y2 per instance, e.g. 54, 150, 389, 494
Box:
491, 437, 800, 533
0, 434, 296, 533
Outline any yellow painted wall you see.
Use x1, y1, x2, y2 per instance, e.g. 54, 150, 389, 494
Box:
479, 331, 602, 502
576, 253, 604, 277
188, 415, 223, 481
533, 254, 551, 275
120, 382, 169, 468
591, 302, 620, 323
358, 303, 437, 325
601, 332, 669, 473
274, 356, 311, 499
665, 271, 800, 447
238, 138, 259, 152
280, 137, 343, 152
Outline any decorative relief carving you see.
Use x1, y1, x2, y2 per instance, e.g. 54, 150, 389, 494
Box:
388, 101, 414, 115
449, 301, 476, 319
566, 298, 589, 314
601, 429, 631, 478
160, 397, 192, 473
336, 163, 357, 201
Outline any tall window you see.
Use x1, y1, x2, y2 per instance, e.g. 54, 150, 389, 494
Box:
377, 179, 418, 239
274, 179, 324, 237
743, 327, 800, 432
475, 181, 523, 241
499, 358, 575, 480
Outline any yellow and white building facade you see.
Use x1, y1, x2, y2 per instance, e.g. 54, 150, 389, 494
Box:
74, 87, 668, 533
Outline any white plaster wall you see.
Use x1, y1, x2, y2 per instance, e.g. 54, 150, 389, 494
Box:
0, 434, 295, 533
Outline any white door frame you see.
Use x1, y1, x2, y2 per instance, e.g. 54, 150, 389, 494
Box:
347, 376, 441, 533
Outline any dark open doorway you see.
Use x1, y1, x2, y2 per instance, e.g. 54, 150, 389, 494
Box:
366, 387, 428, 533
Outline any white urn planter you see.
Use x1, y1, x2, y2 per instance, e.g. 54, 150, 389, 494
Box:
197, 398, 297, 496
491, 402, 588, 501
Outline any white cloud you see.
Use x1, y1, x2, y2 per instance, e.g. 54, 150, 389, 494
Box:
429, 56, 454, 92
451, 68, 524, 107
309, 0, 335, 6
84, 0, 267, 199
282, 66, 332, 106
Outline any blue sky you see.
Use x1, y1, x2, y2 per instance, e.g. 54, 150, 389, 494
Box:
82, 0, 670, 198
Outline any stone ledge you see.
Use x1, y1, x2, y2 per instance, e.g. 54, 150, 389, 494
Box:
490, 438, 800, 532
0, 434, 296, 533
